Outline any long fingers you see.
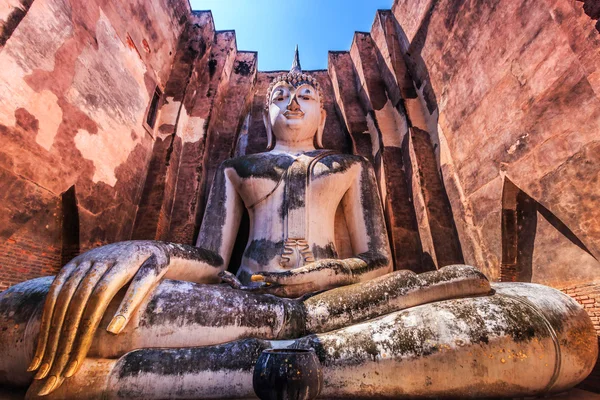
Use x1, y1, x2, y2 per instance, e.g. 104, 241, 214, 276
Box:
59, 259, 149, 381
36, 261, 111, 396
27, 261, 78, 372
64, 256, 167, 377
32, 261, 93, 380
107, 254, 168, 334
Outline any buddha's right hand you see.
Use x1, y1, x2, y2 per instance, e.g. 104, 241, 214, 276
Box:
26, 240, 200, 396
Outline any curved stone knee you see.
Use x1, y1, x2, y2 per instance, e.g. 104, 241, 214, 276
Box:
294, 282, 598, 398
15, 280, 598, 399
0, 277, 52, 387
42, 339, 270, 399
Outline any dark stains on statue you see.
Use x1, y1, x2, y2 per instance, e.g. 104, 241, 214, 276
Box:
431, 295, 550, 345
135, 254, 163, 278
244, 239, 283, 266
282, 159, 306, 219
359, 160, 387, 254
309, 152, 358, 180
196, 163, 228, 254
312, 243, 338, 259
295, 319, 439, 367
168, 242, 223, 267
117, 338, 270, 379
139, 280, 283, 331
229, 153, 294, 182
0, 276, 51, 325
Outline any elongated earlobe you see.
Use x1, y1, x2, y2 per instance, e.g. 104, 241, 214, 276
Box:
263, 109, 275, 150
315, 109, 327, 149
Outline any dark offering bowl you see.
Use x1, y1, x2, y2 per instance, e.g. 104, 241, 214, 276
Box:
253, 348, 323, 400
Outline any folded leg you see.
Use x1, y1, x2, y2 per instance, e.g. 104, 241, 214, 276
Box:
36, 282, 596, 399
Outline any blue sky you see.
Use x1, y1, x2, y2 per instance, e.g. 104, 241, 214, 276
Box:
189, 0, 394, 71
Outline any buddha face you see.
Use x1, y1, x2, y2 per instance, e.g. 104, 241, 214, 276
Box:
267, 82, 323, 146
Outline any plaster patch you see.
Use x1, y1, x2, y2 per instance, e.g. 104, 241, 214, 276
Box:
374, 99, 404, 148
31, 89, 62, 150
0, 54, 62, 151
74, 128, 116, 186
159, 97, 182, 132
3, 0, 73, 72
69, 11, 148, 186
366, 114, 381, 157
0, 0, 71, 150
183, 116, 206, 143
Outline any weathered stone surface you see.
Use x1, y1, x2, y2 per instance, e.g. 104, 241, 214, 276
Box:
0, 0, 599, 396
0, 0, 190, 289
197, 49, 257, 221
132, 11, 214, 242
328, 51, 372, 159
391, 0, 600, 284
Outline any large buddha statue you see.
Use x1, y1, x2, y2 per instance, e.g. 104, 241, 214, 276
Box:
0, 50, 597, 399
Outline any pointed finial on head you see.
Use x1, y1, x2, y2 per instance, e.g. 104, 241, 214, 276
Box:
290, 44, 302, 74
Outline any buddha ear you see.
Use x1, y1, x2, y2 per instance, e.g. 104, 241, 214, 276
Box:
315, 108, 327, 149
263, 107, 275, 151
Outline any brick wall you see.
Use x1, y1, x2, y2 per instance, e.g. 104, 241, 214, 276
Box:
562, 282, 600, 393
562, 282, 600, 335
0, 201, 62, 291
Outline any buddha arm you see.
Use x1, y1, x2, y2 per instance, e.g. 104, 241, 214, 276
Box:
165, 162, 243, 283
338, 158, 393, 280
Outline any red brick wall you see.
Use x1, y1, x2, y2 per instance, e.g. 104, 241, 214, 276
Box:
0, 200, 62, 291
562, 282, 600, 335
562, 282, 600, 393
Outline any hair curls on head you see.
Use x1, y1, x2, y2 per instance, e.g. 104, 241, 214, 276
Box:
265, 45, 324, 110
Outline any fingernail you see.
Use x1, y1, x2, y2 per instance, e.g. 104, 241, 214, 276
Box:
107, 315, 127, 334
27, 356, 40, 372
64, 360, 78, 378
34, 363, 50, 380
38, 375, 58, 396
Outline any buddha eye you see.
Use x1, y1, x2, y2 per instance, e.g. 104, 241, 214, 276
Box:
272, 91, 287, 103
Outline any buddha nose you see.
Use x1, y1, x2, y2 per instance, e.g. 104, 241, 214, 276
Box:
287, 94, 301, 111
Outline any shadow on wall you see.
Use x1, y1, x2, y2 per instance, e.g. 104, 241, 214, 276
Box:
501, 177, 599, 285
61, 186, 80, 266
579, 0, 600, 32
392, 3, 465, 269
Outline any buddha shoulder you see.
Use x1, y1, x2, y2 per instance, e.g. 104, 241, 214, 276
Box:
220, 151, 369, 182
221, 153, 295, 182
310, 152, 369, 180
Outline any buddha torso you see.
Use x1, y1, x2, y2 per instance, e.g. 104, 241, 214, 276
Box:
223, 150, 365, 281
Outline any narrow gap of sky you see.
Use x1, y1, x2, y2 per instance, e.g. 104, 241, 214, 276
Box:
189, 0, 394, 71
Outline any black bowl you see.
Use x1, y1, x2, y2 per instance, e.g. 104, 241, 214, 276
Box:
253, 348, 323, 400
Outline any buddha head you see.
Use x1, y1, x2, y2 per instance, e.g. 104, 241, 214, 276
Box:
264, 46, 327, 150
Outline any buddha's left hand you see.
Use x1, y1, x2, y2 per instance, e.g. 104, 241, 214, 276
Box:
253, 259, 357, 298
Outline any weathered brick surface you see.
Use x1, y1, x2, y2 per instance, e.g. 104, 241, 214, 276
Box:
391, 0, 600, 282
562, 282, 600, 392
132, 14, 214, 242
1, 15, 599, 395
562, 282, 600, 335
0, 197, 62, 291
0, 0, 190, 288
